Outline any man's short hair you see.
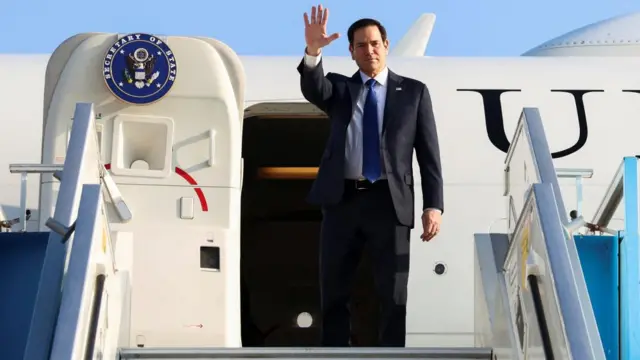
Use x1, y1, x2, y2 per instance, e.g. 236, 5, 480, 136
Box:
347, 18, 388, 45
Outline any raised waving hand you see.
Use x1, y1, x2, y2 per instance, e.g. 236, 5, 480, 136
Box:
304, 5, 340, 56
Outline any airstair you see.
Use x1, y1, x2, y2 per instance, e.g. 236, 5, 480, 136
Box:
9, 102, 495, 359
1, 33, 639, 360
2, 106, 635, 360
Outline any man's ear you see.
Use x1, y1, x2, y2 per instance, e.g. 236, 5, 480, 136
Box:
349, 44, 355, 60
384, 39, 390, 54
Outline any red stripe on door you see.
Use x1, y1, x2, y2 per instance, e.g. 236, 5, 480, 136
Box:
103, 163, 209, 212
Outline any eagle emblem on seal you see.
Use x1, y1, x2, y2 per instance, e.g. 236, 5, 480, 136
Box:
123, 47, 160, 89
103, 33, 177, 105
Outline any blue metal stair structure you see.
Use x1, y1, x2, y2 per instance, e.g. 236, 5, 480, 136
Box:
0, 232, 50, 360
573, 156, 640, 360
575, 234, 619, 359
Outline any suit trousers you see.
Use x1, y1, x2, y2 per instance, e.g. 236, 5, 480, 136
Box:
319, 180, 411, 347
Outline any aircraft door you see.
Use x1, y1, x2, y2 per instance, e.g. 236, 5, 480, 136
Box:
40, 32, 246, 347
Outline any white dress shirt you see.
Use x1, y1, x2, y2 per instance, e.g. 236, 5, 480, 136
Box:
304, 53, 387, 180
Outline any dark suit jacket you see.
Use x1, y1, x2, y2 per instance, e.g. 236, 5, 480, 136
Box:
297, 58, 443, 228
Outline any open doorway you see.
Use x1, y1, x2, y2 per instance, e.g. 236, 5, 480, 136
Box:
240, 106, 379, 347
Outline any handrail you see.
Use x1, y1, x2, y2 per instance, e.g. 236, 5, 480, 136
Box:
7, 163, 63, 231
503, 107, 605, 359
49, 184, 107, 360
8, 160, 132, 232
23, 103, 103, 360
504, 108, 568, 226
507, 182, 604, 359
591, 161, 624, 227
556, 168, 593, 218
556, 168, 594, 178
84, 274, 106, 360
527, 274, 555, 359
23, 103, 123, 360
9, 163, 64, 173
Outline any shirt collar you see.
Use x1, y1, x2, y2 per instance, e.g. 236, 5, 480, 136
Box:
359, 66, 389, 87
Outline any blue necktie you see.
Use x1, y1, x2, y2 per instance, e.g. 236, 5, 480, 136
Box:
362, 79, 381, 182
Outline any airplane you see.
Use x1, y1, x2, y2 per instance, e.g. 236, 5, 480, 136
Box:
1, 9, 640, 360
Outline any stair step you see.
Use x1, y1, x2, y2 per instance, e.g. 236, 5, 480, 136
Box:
118, 346, 494, 359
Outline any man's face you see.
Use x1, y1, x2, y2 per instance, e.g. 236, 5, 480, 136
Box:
349, 25, 389, 75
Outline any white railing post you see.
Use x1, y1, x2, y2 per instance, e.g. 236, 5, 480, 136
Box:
556, 168, 594, 219
8, 164, 64, 232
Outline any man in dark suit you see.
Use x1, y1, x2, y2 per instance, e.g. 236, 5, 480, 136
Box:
297, 5, 444, 347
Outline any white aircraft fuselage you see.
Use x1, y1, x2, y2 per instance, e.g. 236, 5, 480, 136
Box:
2, 12, 640, 347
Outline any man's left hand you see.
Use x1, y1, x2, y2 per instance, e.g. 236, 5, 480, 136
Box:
421, 209, 442, 242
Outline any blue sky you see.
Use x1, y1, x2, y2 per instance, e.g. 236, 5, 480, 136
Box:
2, 0, 639, 56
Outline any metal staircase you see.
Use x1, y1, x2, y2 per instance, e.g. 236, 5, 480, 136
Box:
7, 104, 640, 359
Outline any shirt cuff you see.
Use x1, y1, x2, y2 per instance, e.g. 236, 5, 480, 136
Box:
303, 50, 321, 68
425, 208, 442, 214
